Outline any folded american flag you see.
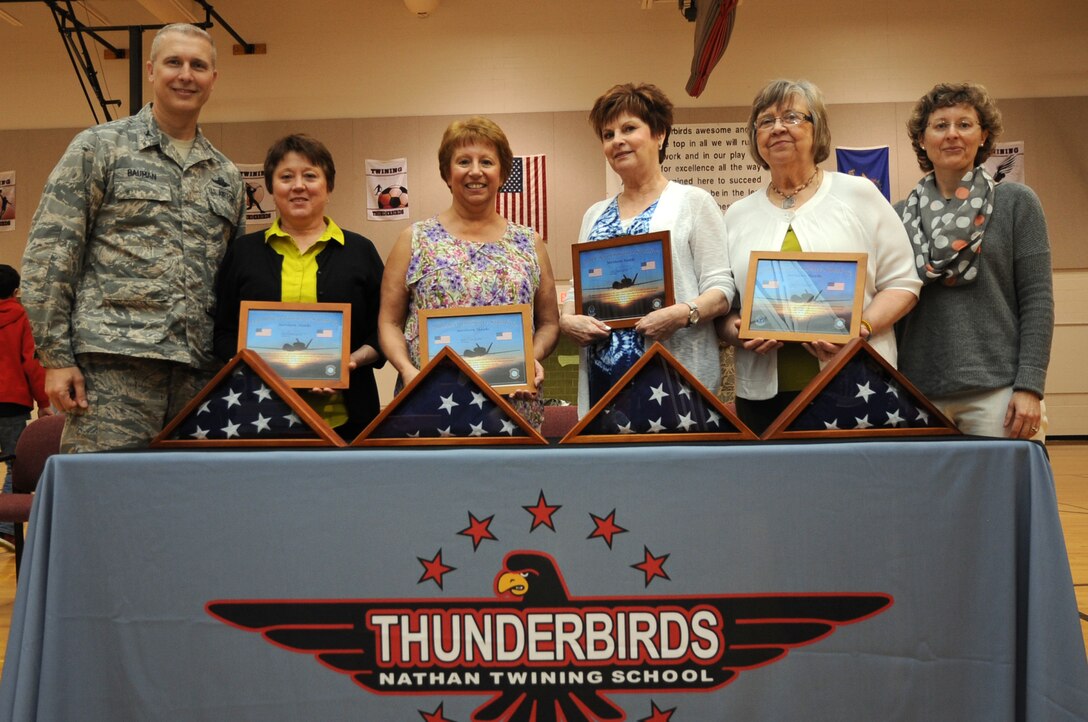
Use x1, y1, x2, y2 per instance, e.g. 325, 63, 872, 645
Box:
786, 352, 946, 432
170, 364, 319, 441
364, 354, 534, 441
582, 352, 744, 436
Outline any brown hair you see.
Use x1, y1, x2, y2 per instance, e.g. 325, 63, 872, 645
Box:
906, 82, 1003, 172
588, 83, 674, 163
437, 116, 514, 184
745, 79, 831, 170
263, 134, 336, 192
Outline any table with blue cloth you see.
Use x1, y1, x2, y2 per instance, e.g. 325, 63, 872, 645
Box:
0, 440, 1085, 721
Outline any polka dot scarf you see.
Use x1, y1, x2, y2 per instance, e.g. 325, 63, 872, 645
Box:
899, 166, 995, 286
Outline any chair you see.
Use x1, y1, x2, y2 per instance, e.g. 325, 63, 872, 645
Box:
541, 405, 578, 441
0, 414, 64, 576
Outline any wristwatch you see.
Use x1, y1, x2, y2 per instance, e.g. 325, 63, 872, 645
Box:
684, 301, 700, 327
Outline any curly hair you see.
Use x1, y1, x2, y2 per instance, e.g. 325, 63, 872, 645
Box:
588, 83, 674, 164
745, 79, 831, 170
263, 134, 336, 192
437, 117, 514, 185
906, 82, 1003, 173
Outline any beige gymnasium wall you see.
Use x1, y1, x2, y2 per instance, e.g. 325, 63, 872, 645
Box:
0, 0, 1085, 431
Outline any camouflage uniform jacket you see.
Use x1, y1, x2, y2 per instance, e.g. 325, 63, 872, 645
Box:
22, 103, 245, 372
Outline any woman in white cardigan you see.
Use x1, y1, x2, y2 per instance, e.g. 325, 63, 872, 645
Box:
716, 79, 920, 434
560, 83, 734, 416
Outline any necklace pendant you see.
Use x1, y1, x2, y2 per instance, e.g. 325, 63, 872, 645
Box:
782, 196, 795, 209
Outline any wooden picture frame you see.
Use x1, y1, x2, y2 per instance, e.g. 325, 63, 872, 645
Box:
238, 301, 352, 388
572, 230, 674, 330
739, 251, 867, 343
418, 304, 535, 394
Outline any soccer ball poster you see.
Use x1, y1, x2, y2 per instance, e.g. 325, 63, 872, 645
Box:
366, 157, 410, 221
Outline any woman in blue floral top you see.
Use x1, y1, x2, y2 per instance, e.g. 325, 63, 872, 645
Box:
560, 83, 734, 416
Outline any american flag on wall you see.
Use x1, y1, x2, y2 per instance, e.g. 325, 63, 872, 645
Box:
497, 155, 548, 240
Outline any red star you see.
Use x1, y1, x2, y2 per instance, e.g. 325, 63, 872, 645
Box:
417, 549, 456, 589
419, 702, 456, 722
639, 701, 676, 722
458, 512, 497, 551
523, 490, 561, 532
588, 509, 628, 548
631, 546, 670, 587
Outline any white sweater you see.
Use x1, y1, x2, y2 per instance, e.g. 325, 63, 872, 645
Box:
574, 181, 734, 415
725, 172, 921, 400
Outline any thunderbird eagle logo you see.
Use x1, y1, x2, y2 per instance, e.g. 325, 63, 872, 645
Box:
208, 550, 891, 721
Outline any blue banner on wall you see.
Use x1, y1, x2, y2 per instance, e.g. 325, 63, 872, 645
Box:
835, 146, 890, 201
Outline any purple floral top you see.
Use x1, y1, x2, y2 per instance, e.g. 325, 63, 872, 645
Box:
403, 215, 543, 426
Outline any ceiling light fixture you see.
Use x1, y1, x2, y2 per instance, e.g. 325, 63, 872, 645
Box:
403, 0, 440, 19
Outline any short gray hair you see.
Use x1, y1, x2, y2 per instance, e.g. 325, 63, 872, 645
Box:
746, 79, 831, 170
150, 23, 216, 67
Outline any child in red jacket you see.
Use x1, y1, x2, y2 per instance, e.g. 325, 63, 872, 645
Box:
0, 264, 52, 547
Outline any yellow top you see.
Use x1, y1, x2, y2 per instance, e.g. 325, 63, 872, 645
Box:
777, 226, 820, 392
265, 216, 346, 301
265, 217, 349, 429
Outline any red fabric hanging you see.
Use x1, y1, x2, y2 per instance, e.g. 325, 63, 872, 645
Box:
686, 0, 740, 98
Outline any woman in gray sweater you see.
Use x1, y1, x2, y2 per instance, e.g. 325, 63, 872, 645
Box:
896, 82, 1053, 439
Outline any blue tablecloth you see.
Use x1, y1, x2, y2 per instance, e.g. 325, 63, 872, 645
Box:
1, 440, 1085, 720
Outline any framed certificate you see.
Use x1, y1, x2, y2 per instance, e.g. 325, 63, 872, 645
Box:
418, 304, 535, 394
739, 251, 867, 343
572, 231, 674, 329
237, 301, 352, 388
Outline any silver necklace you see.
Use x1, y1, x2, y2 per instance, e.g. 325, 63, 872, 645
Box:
770, 168, 819, 209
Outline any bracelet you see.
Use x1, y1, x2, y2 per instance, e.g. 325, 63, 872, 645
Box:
860, 319, 873, 336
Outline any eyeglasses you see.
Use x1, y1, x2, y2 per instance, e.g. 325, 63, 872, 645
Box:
754, 111, 813, 132
927, 119, 981, 134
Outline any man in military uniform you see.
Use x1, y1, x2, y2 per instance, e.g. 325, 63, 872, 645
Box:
21, 23, 245, 452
